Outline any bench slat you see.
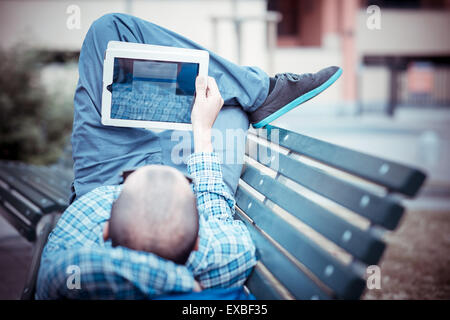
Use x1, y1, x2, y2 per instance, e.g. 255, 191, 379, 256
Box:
0, 202, 36, 241
245, 265, 286, 300
25, 164, 71, 193
0, 185, 42, 226
7, 165, 70, 207
260, 126, 426, 197
236, 187, 366, 299
248, 142, 405, 230
241, 165, 386, 265
0, 167, 57, 213
0, 162, 72, 197
35, 165, 73, 193
236, 208, 331, 300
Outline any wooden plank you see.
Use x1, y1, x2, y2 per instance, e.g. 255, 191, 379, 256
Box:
0, 167, 57, 213
235, 208, 331, 300
247, 141, 405, 230
22, 213, 59, 299
36, 165, 73, 193
0, 185, 42, 226
0, 204, 36, 241
241, 165, 386, 264
7, 165, 70, 208
259, 126, 426, 197
0, 162, 72, 198
236, 188, 366, 300
26, 164, 71, 196
3, 162, 71, 195
245, 264, 287, 300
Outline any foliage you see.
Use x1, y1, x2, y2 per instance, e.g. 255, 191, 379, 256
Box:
0, 47, 74, 165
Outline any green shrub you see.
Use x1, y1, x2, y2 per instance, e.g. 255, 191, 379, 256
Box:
0, 47, 74, 165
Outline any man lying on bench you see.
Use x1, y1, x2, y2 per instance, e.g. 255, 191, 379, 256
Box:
36, 13, 340, 299
36, 76, 256, 299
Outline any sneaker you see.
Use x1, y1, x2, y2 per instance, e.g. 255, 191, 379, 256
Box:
250, 66, 343, 128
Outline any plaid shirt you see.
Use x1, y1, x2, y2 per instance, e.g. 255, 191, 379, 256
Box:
36, 152, 256, 299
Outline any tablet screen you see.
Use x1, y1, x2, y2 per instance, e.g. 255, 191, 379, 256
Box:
110, 57, 199, 124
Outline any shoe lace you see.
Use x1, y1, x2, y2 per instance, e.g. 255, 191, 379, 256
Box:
277, 72, 312, 82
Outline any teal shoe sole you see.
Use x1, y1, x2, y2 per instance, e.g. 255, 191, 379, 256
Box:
252, 67, 343, 129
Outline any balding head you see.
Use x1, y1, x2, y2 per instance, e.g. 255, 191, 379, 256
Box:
108, 165, 198, 265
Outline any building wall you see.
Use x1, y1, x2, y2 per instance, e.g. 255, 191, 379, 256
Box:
356, 9, 450, 110
2, 1, 449, 114
0, 0, 268, 68
356, 9, 450, 56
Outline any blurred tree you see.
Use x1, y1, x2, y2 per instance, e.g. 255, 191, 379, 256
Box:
0, 47, 73, 165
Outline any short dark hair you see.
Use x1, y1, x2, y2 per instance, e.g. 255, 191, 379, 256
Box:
109, 166, 199, 265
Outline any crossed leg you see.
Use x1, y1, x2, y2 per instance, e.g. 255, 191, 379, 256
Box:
71, 13, 270, 200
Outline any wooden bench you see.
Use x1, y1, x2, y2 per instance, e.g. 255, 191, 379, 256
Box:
0, 162, 72, 241
0, 125, 426, 300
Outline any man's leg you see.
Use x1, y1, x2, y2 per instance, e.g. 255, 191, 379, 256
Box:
159, 106, 249, 195
72, 13, 269, 199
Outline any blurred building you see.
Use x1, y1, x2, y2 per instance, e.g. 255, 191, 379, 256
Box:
268, 0, 450, 115
1, 0, 450, 114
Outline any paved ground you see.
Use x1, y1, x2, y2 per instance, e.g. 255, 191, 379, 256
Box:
362, 209, 450, 300
0, 212, 32, 299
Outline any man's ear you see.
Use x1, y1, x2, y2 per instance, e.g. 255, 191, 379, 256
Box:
103, 221, 109, 242
193, 236, 200, 251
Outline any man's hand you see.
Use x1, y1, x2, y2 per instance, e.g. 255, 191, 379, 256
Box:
191, 76, 224, 153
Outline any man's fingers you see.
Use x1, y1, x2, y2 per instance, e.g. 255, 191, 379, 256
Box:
195, 75, 207, 99
206, 76, 220, 98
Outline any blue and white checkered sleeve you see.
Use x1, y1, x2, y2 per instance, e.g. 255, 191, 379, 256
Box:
36, 243, 196, 299
186, 152, 235, 221
186, 152, 256, 288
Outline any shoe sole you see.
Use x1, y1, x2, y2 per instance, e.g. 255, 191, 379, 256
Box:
252, 67, 343, 129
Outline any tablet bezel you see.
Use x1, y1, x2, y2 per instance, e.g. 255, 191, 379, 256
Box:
101, 41, 209, 131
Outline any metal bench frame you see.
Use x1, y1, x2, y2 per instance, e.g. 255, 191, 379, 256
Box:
0, 125, 426, 300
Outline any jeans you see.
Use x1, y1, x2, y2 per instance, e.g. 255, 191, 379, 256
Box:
72, 13, 269, 200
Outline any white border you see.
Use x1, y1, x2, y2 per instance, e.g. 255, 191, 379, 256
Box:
101, 41, 209, 131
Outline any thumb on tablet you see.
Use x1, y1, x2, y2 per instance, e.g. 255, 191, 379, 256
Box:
195, 75, 207, 99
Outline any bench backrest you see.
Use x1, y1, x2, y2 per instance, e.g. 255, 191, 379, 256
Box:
237, 125, 426, 300
0, 162, 72, 241
0, 125, 426, 300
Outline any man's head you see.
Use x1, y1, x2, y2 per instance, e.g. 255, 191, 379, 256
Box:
103, 165, 199, 265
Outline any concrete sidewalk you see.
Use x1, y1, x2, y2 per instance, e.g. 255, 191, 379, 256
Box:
0, 210, 32, 299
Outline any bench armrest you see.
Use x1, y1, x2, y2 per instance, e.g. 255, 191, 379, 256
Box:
21, 213, 60, 300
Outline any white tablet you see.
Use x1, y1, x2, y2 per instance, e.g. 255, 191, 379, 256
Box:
101, 41, 209, 130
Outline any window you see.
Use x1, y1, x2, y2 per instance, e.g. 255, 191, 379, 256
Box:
267, 0, 322, 47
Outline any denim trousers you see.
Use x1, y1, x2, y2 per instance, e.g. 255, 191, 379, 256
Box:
72, 13, 269, 200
